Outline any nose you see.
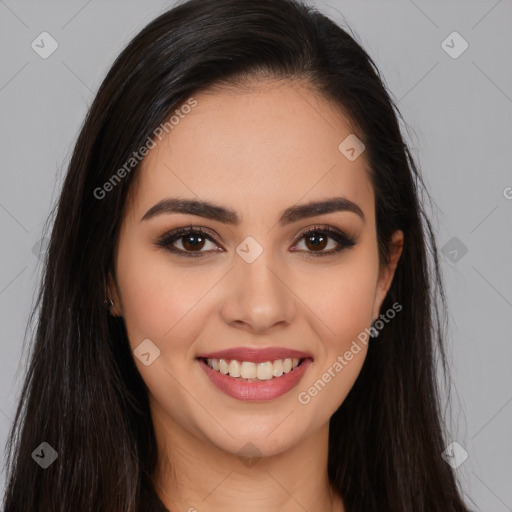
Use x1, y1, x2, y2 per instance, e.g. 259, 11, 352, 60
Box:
219, 250, 297, 334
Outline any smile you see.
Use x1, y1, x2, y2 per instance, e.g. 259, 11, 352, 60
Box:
197, 356, 313, 401
204, 357, 301, 380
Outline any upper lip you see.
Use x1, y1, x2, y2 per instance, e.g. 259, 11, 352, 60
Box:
197, 347, 313, 363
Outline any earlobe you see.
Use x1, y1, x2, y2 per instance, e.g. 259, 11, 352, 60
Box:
105, 272, 123, 317
372, 230, 404, 319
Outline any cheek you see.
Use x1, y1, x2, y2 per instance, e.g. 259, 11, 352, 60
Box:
115, 246, 212, 418
115, 241, 208, 348
295, 266, 375, 417
291, 248, 378, 415
294, 255, 379, 343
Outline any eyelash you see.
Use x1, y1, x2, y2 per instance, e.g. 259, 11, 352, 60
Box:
155, 224, 357, 259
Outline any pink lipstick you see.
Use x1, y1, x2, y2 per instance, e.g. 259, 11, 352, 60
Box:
197, 347, 313, 401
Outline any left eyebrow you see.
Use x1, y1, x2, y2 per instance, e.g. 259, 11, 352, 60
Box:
140, 196, 365, 225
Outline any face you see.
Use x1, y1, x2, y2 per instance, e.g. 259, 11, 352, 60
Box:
108, 79, 403, 460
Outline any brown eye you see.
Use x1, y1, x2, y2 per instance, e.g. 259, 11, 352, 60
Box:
291, 226, 357, 257
155, 225, 356, 259
181, 232, 207, 251
303, 231, 329, 251
156, 227, 222, 258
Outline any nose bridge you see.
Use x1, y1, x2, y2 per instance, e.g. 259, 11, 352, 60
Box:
220, 240, 296, 331
239, 249, 282, 299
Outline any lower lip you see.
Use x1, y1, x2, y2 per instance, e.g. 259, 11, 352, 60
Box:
198, 358, 313, 401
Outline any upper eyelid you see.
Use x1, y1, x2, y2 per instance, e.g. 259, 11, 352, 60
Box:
158, 224, 354, 249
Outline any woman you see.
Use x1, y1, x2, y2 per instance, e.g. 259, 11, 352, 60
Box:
2, 0, 470, 510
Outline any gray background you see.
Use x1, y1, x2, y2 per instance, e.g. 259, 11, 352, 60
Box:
1, 1, 511, 510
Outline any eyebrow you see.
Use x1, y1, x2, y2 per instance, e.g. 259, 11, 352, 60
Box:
140, 196, 365, 225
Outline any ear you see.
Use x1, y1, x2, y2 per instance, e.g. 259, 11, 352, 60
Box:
106, 271, 123, 317
372, 230, 404, 320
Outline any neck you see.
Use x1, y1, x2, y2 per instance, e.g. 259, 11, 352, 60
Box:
151, 407, 345, 512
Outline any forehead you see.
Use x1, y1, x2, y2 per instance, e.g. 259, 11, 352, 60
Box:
126, 80, 374, 225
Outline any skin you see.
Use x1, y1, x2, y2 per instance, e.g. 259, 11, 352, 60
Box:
108, 78, 403, 512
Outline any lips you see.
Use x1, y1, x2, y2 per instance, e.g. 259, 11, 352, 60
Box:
197, 346, 313, 363
196, 346, 314, 401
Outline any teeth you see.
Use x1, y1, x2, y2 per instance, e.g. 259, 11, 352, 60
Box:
240, 361, 257, 379
273, 359, 283, 377
204, 357, 304, 380
219, 359, 229, 375
228, 360, 241, 377
257, 362, 273, 380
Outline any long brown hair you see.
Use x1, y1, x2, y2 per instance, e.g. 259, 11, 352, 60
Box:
3, 0, 469, 510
